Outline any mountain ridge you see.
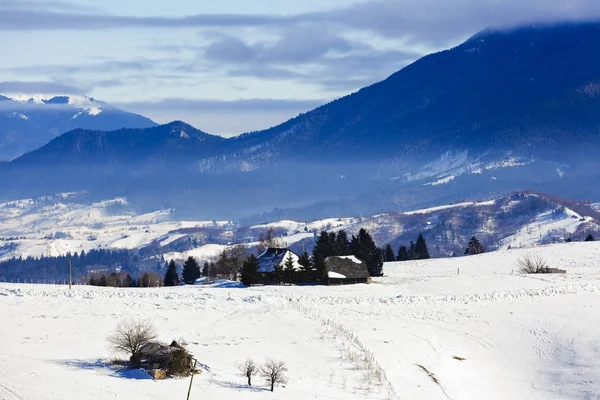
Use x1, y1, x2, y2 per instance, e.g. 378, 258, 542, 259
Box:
3, 22, 600, 219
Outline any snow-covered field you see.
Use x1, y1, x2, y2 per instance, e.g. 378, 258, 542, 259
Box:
1, 241, 599, 399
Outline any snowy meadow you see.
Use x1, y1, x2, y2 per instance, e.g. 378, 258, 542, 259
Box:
1, 241, 599, 400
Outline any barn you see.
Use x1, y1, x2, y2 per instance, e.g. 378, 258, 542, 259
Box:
325, 256, 371, 285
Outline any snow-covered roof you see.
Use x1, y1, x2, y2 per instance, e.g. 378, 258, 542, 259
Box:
325, 256, 369, 279
256, 248, 300, 273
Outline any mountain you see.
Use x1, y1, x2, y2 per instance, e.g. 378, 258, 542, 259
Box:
0, 94, 157, 160
2, 22, 600, 219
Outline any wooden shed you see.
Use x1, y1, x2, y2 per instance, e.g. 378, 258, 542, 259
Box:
325, 256, 371, 285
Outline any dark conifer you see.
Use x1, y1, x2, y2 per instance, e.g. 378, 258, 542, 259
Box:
464, 236, 485, 255
585, 234, 595, 242
397, 246, 409, 261
335, 230, 350, 256
415, 234, 430, 259
349, 228, 383, 276
163, 259, 179, 287
383, 244, 395, 262
241, 254, 260, 286
181, 256, 201, 284
283, 254, 296, 284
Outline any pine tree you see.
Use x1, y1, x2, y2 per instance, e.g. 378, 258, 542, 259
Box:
335, 230, 350, 256
415, 234, 430, 260
283, 254, 296, 284
99, 275, 107, 287
181, 256, 201, 284
349, 228, 383, 276
397, 246, 409, 261
202, 262, 209, 277
163, 259, 179, 287
123, 274, 133, 288
407, 241, 416, 260
297, 251, 313, 283
585, 234, 595, 242
464, 236, 485, 255
383, 244, 395, 262
241, 254, 260, 286
312, 231, 332, 283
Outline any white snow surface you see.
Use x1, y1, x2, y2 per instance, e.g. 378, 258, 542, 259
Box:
0, 196, 229, 261
1, 241, 600, 399
337, 255, 363, 264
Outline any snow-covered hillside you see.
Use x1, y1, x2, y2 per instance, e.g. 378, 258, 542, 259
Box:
1, 192, 598, 269
1, 241, 599, 399
0, 196, 230, 262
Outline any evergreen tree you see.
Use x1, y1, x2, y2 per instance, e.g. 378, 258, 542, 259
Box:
123, 274, 133, 288
240, 254, 260, 286
383, 244, 395, 262
312, 231, 332, 283
464, 236, 485, 255
163, 259, 179, 287
407, 241, 416, 260
297, 251, 313, 283
335, 230, 350, 256
282, 254, 296, 284
98, 275, 107, 287
414, 234, 430, 259
349, 228, 383, 276
202, 261, 209, 277
181, 256, 201, 284
585, 234, 595, 242
397, 246, 409, 261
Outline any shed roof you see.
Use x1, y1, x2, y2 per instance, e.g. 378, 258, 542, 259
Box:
325, 256, 370, 279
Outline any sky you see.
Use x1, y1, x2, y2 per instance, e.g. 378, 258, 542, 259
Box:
1, 0, 600, 136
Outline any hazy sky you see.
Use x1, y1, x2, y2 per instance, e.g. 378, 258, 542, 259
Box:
1, 0, 599, 136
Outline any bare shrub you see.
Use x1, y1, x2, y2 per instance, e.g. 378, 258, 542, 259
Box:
518, 254, 549, 274
260, 359, 288, 392
107, 319, 158, 367
237, 358, 257, 386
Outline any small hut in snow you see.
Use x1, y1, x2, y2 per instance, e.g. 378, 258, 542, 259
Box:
325, 256, 371, 285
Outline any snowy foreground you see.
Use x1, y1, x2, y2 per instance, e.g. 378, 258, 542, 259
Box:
1, 242, 600, 400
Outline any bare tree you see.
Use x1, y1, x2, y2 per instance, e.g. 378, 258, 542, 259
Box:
237, 358, 257, 386
257, 228, 282, 252
518, 254, 549, 274
261, 359, 288, 392
107, 319, 158, 367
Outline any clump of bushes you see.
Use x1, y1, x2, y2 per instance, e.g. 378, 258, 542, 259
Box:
518, 255, 565, 274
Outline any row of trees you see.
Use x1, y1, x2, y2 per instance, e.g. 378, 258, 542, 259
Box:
394, 234, 431, 261
313, 228, 384, 278
89, 271, 163, 287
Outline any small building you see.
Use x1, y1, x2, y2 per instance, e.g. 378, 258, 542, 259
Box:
325, 256, 371, 285
256, 248, 301, 283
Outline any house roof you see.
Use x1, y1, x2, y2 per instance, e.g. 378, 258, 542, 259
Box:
256, 248, 299, 273
325, 256, 370, 279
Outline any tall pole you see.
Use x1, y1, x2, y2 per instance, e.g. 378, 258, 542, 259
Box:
186, 358, 198, 400
69, 256, 72, 290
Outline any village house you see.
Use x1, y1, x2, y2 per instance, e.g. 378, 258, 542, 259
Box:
325, 256, 371, 285
256, 248, 302, 283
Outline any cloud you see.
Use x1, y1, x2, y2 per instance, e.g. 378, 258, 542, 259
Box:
117, 98, 327, 112
0, 80, 86, 94
198, 28, 420, 91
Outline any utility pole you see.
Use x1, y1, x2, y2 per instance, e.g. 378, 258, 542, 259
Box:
69, 256, 72, 290
186, 358, 198, 400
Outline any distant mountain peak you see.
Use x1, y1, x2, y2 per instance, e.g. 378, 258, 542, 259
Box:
0, 93, 102, 107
